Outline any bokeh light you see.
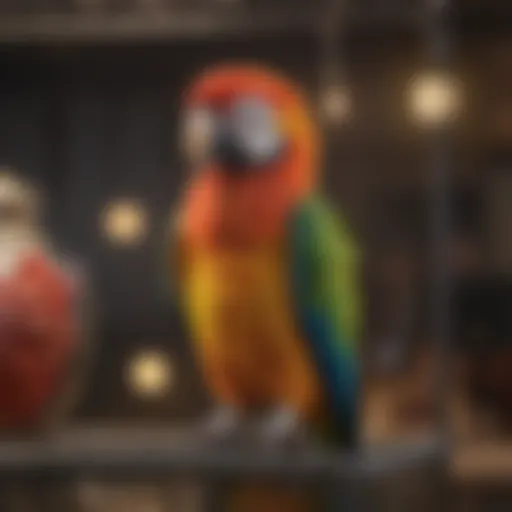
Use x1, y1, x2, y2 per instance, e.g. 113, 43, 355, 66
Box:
407, 72, 463, 127
321, 85, 352, 123
101, 199, 148, 247
125, 349, 175, 400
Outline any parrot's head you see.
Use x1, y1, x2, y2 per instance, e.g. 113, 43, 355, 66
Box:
179, 64, 321, 245
181, 63, 320, 190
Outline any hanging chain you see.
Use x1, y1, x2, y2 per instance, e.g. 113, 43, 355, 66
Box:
318, 0, 346, 93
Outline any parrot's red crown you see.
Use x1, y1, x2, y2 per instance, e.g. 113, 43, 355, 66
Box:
186, 64, 308, 109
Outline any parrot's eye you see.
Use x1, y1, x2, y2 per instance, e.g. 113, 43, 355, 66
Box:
181, 108, 216, 167
228, 96, 283, 166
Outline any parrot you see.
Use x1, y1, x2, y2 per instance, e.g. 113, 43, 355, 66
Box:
0, 169, 89, 433
170, 64, 362, 510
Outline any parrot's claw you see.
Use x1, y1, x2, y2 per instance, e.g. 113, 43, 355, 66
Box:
257, 406, 305, 448
200, 406, 244, 445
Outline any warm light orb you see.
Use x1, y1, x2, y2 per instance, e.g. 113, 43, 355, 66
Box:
125, 350, 174, 400
321, 85, 352, 123
407, 72, 462, 127
101, 199, 148, 246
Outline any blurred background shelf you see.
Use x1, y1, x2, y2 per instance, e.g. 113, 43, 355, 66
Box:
0, 10, 321, 43
0, 4, 509, 44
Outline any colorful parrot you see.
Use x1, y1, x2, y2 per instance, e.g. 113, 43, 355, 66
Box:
170, 64, 361, 508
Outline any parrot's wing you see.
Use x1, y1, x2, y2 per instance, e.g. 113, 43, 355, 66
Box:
289, 196, 362, 445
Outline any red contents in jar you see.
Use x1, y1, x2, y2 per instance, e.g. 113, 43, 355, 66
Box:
0, 251, 78, 429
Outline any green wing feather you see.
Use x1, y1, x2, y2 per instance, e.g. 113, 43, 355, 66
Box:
290, 195, 362, 444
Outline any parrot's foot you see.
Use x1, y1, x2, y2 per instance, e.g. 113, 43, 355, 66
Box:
200, 406, 244, 445
257, 406, 306, 448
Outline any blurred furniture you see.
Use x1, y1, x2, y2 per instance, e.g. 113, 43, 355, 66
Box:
363, 346, 440, 444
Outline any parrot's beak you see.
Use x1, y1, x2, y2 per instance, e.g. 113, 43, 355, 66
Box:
214, 133, 253, 172
181, 113, 250, 172
182, 98, 286, 173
